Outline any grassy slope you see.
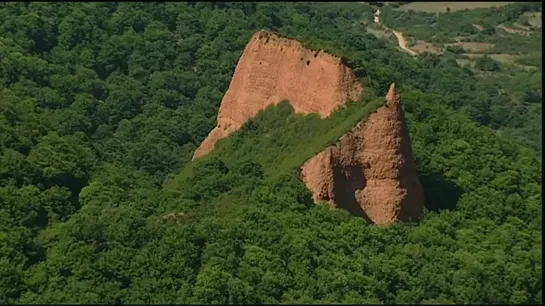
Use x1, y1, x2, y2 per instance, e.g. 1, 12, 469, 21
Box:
165, 93, 385, 190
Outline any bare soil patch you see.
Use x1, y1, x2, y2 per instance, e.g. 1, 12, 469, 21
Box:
497, 24, 532, 36
472, 24, 484, 31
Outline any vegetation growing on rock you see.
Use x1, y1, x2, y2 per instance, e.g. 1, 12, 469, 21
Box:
0, 2, 541, 304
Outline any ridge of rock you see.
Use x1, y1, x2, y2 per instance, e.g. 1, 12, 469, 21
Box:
193, 30, 364, 159
301, 83, 424, 225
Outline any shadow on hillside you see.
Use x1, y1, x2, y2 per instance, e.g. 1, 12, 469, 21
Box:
419, 171, 463, 212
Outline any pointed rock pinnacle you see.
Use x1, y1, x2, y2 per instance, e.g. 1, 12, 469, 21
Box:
386, 83, 400, 108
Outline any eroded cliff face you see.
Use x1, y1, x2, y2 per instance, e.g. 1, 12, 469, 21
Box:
193, 30, 363, 159
301, 83, 424, 225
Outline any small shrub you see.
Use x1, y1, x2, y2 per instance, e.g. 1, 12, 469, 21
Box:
475, 54, 501, 72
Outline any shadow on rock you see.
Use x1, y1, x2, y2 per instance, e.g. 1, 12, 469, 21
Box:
334, 164, 373, 224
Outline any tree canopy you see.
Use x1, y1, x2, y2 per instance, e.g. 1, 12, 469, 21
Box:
0, 2, 541, 304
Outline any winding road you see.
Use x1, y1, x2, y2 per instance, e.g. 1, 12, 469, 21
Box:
371, 6, 417, 56
391, 30, 418, 56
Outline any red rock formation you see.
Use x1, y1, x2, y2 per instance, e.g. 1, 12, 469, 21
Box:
301, 83, 424, 224
193, 30, 363, 159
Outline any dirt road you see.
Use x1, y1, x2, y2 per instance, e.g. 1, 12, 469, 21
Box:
392, 30, 418, 56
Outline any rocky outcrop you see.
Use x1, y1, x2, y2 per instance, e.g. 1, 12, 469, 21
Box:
301, 83, 424, 225
193, 30, 363, 159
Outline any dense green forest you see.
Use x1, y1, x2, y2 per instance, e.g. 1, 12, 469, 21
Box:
0, 2, 542, 304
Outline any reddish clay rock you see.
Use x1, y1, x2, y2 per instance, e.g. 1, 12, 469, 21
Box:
193, 30, 363, 159
301, 83, 424, 225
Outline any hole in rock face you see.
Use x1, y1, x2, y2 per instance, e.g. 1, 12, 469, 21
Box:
306, 60, 311, 66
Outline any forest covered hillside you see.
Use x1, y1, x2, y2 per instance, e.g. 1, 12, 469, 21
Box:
0, 2, 542, 304
376, 1, 542, 153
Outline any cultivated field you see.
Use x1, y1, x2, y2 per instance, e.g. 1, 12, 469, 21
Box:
396, 2, 513, 13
